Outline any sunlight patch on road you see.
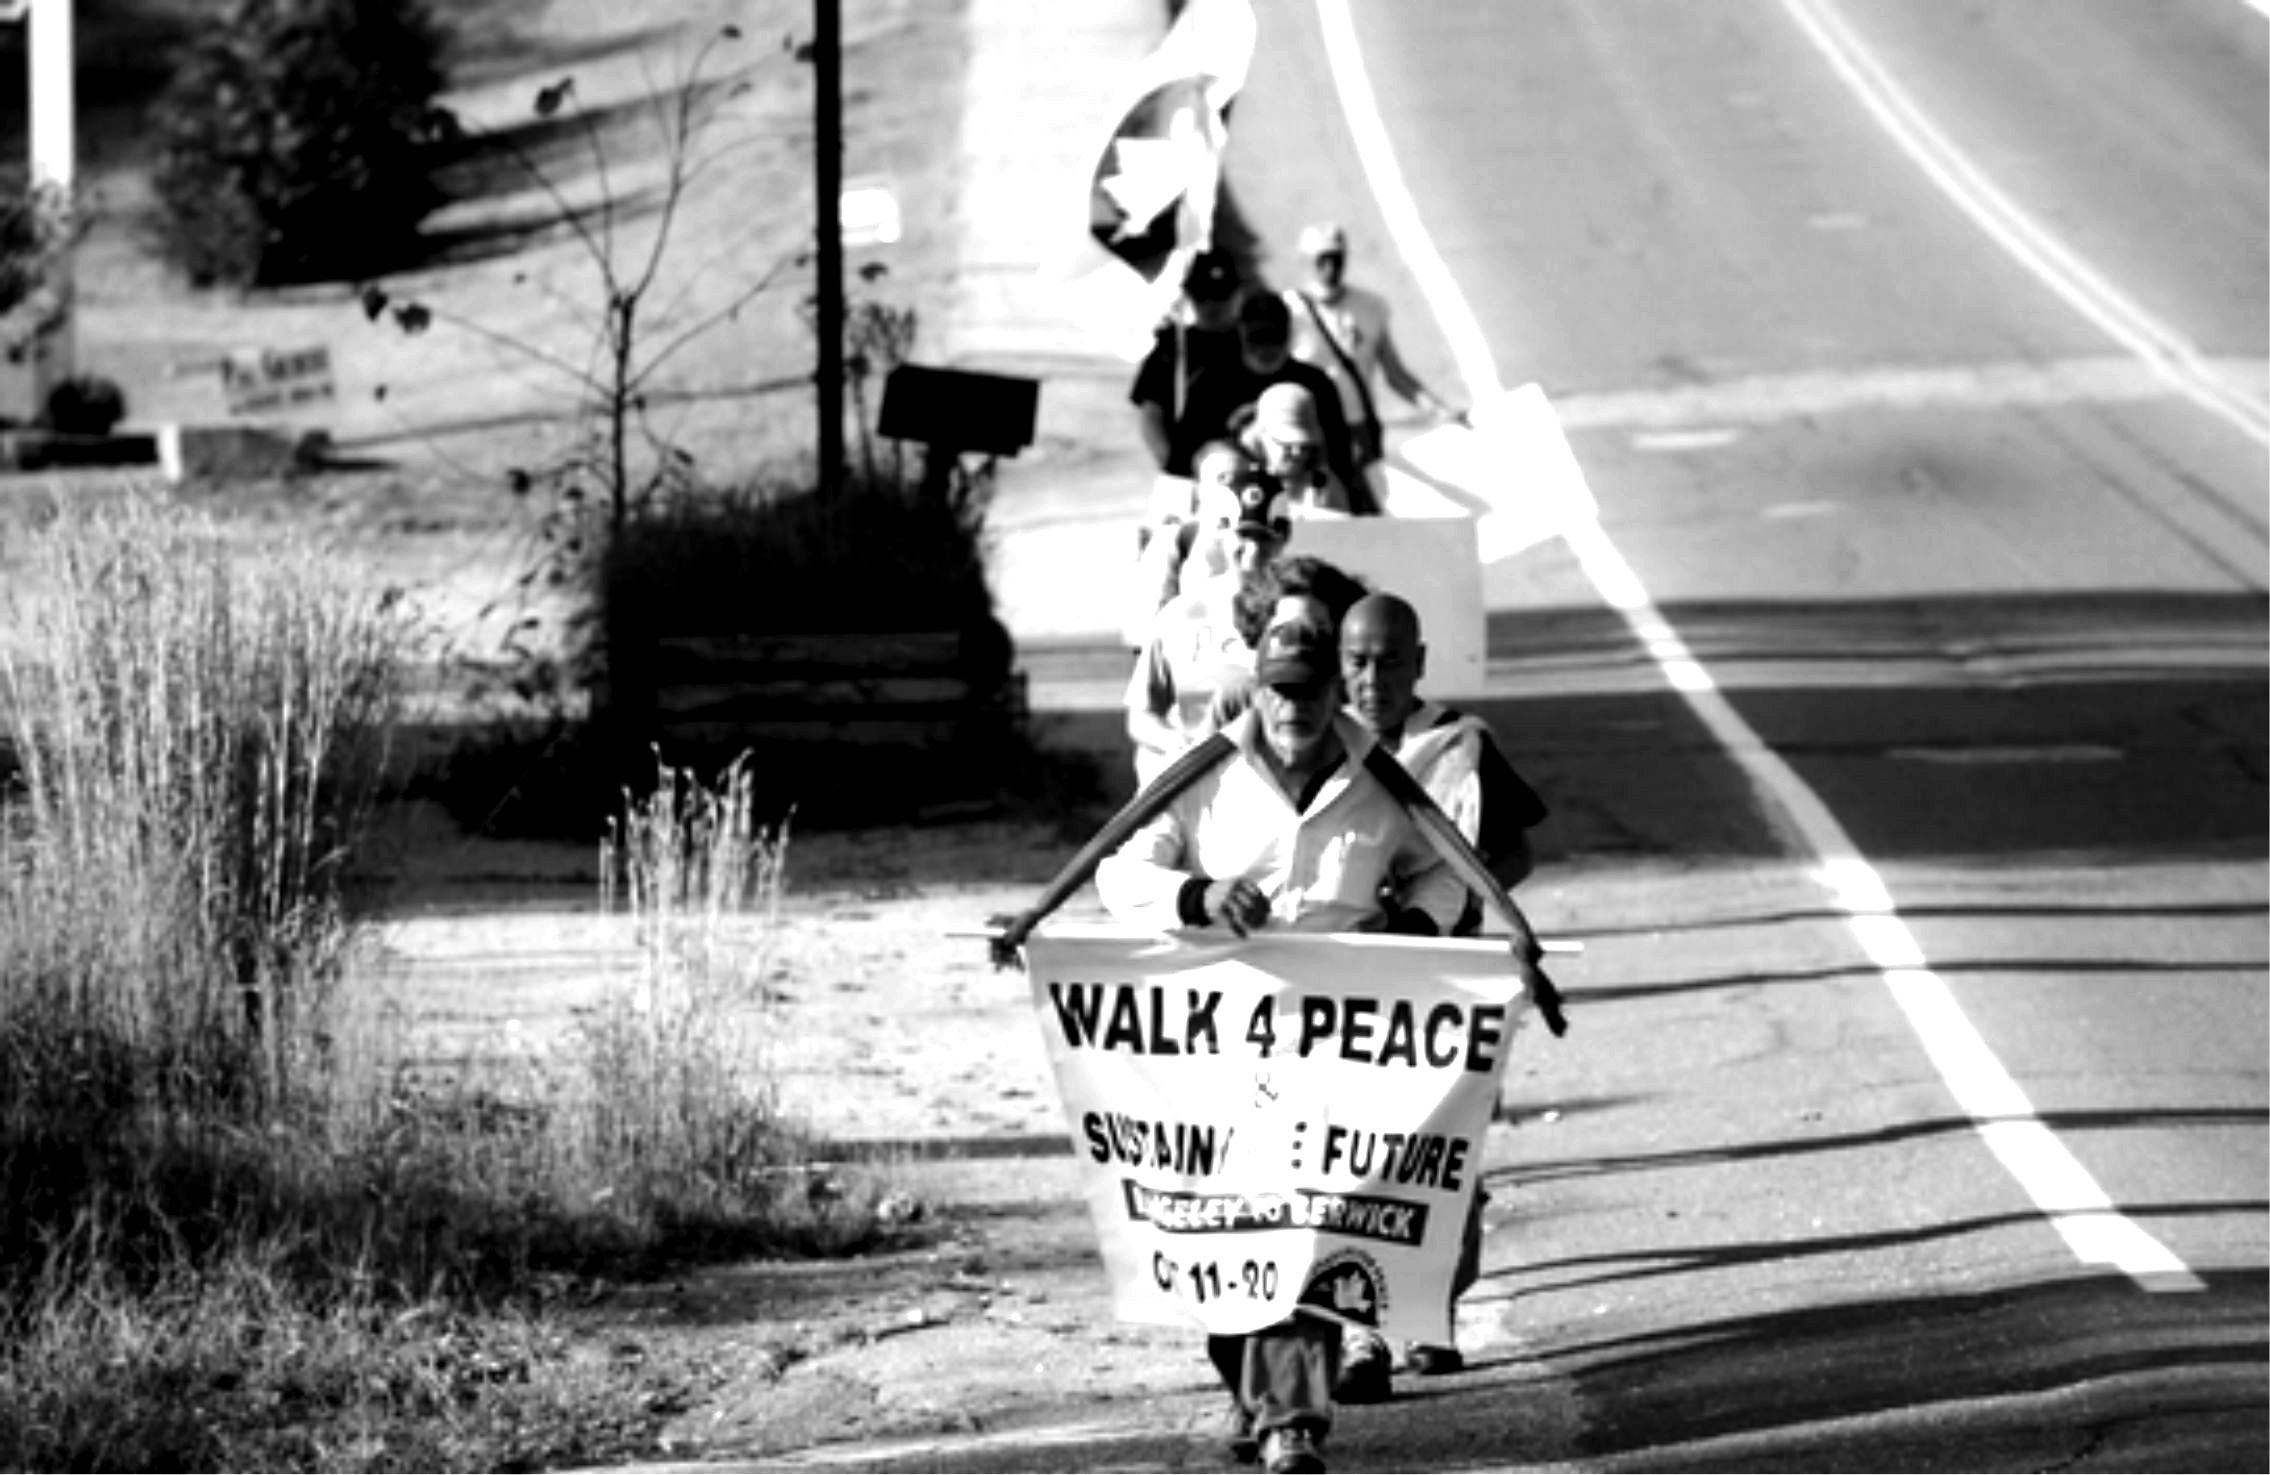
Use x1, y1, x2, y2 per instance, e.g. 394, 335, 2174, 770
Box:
1397, 354, 2270, 559
1887, 743, 2124, 765
1386, 382, 1602, 564
1631, 427, 1745, 452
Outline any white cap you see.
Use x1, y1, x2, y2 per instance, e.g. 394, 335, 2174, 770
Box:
1254, 383, 1325, 446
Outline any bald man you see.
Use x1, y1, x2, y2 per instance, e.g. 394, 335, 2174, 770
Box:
1334, 591, 1549, 1393
1340, 593, 1545, 901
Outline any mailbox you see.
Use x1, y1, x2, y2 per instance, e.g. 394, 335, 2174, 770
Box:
878, 365, 1039, 458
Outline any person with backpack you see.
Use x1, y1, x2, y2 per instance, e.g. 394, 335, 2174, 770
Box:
1330, 590, 1550, 1397
1340, 592, 1546, 916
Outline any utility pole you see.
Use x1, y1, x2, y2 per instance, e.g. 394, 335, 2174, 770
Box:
26, 0, 73, 414
813, 0, 843, 495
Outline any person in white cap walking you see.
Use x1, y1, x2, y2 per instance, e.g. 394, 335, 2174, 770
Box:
1283, 222, 1467, 481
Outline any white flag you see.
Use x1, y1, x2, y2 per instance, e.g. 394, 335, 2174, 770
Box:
1086, 0, 1258, 287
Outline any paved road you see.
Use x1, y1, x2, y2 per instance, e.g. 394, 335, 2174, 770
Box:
996, 0, 2267, 1468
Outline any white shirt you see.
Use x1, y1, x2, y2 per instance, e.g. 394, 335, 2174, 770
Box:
1097, 710, 1465, 935
1284, 283, 1394, 428
1392, 700, 1487, 846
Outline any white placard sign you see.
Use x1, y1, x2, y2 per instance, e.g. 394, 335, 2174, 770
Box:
1282, 514, 1487, 696
221, 346, 336, 416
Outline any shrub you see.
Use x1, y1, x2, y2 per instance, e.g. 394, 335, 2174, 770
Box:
150, 0, 448, 287
43, 373, 126, 435
0, 499, 903, 1469
423, 466, 1026, 837
597, 476, 1018, 817
601, 477, 1000, 641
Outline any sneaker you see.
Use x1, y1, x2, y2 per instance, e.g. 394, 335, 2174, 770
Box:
1333, 1331, 1393, 1405
1222, 1401, 1258, 1465
1408, 1343, 1465, 1376
1261, 1426, 1326, 1474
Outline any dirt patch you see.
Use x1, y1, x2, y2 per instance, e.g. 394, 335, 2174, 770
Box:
353, 791, 1215, 1468
359, 797, 1106, 1146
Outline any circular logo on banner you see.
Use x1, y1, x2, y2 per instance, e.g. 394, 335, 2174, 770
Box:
1298, 1248, 1388, 1330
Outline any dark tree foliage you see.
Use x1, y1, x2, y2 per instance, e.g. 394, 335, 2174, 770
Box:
45, 374, 128, 435
150, 0, 448, 288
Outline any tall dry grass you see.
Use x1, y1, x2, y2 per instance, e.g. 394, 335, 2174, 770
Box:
585, 758, 791, 1219
0, 493, 892, 1471
0, 492, 408, 1222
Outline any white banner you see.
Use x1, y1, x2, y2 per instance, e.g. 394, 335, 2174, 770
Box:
1024, 927, 1529, 1344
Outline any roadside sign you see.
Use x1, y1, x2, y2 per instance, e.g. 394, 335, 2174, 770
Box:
221, 346, 335, 416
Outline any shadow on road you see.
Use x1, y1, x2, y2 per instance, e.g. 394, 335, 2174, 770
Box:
1530, 1268, 2268, 1472
1026, 586, 2267, 869
1493, 1108, 2270, 1197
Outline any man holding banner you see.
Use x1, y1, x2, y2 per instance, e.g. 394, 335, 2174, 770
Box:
996, 607, 1563, 1470
1031, 616, 1528, 1472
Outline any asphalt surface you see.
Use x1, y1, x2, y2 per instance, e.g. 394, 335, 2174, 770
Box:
727, 0, 2270, 1469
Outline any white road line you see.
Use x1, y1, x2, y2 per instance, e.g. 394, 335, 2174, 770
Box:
1307, 0, 1503, 405
1313, 0, 2205, 1293
1779, 0, 2270, 450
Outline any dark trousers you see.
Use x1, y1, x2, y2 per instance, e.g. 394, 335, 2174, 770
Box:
1208, 1316, 1342, 1436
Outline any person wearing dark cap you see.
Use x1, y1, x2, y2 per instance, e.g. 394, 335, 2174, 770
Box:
1284, 221, 1467, 487
1097, 612, 1464, 1475
1123, 467, 1293, 787
1130, 249, 1249, 477
1203, 552, 1373, 736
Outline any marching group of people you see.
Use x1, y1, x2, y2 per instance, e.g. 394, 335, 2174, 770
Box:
1097, 225, 1552, 1474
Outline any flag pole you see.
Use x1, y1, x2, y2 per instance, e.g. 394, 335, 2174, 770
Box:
813, 0, 844, 496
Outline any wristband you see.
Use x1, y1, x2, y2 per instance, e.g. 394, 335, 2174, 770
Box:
1176, 875, 1213, 928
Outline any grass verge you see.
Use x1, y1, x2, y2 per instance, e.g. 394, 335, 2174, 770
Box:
0, 492, 905, 1471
